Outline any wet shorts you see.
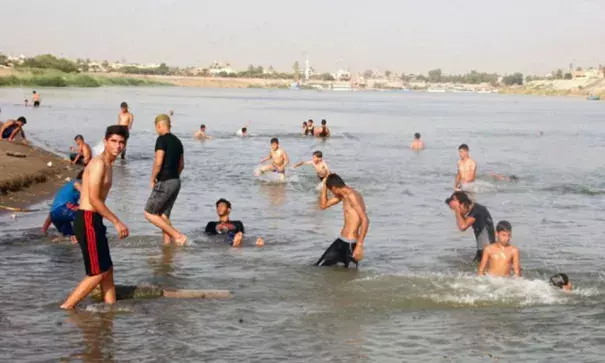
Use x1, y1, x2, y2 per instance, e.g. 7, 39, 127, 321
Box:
50, 203, 78, 236
33, 101, 40, 107
315, 237, 358, 268
74, 210, 113, 276
272, 165, 285, 174
145, 178, 181, 217
69, 153, 85, 165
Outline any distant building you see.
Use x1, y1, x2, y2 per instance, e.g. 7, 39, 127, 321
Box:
208, 61, 236, 76
332, 69, 351, 81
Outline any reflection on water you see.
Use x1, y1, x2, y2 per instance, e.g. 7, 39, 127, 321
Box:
1, 88, 605, 361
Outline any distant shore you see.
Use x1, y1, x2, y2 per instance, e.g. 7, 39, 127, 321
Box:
1, 68, 603, 99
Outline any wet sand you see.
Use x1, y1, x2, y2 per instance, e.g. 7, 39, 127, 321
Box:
0, 140, 79, 212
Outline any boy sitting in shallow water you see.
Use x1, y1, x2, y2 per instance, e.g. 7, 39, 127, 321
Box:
478, 220, 521, 277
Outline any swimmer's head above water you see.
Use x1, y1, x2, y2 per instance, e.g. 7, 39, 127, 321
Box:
200, 124, 206, 131
241, 127, 247, 134
17, 116, 27, 125
270, 137, 279, 150
415, 133, 421, 139
120, 101, 129, 112
458, 143, 469, 159
312, 150, 323, 164
496, 220, 512, 245
321, 119, 327, 126
549, 273, 572, 291
216, 198, 232, 217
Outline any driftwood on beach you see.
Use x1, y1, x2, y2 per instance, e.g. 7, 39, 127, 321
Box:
91, 285, 232, 301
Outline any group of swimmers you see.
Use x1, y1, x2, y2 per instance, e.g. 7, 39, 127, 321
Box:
1, 99, 571, 309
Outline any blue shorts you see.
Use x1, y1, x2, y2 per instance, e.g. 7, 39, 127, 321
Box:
50, 203, 78, 236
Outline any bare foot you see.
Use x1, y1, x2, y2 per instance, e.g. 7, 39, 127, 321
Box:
70, 236, 78, 244
174, 235, 188, 246
255, 237, 264, 247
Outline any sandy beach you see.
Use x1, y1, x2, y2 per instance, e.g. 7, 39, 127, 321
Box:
0, 140, 79, 212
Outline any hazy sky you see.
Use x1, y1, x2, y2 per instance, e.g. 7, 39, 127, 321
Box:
1, 0, 603, 75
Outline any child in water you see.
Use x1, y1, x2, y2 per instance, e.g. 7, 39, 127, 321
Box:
550, 273, 572, 291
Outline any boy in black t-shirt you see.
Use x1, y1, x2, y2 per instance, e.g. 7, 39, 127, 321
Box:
205, 198, 264, 247
446, 191, 496, 261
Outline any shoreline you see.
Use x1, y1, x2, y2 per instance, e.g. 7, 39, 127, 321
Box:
0, 140, 79, 214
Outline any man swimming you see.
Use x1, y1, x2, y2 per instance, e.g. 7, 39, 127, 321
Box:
42, 170, 83, 243
316, 174, 369, 268
301, 121, 308, 135
410, 133, 425, 150
60, 125, 130, 309
305, 119, 315, 136
0, 117, 28, 145
446, 191, 496, 262
257, 137, 289, 181
144, 114, 188, 246
314, 119, 331, 138
455, 144, 476, 192
205, 198, 264, 247
117, 101, 134, 159
236, 121, 251, 137
194, 124, 212, 140
293, 150, 331, 182
32, 90, 40, 107
490, 173, 519, 182
69, 135, 92, 166
550, 273, 572, 291
478, 221, 520, 277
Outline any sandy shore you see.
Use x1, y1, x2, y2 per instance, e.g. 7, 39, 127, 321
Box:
0, 140, 79, 213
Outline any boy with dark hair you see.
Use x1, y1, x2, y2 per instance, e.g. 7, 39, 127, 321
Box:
69, 135, 92, 166
550, 273, 572, 291
32, 90, 41, 107
446, 191, 495, 261
205, 198, 264, 247
117, 101, 134, 159
42, 170, 84, 243
293, 150, 331, 181
61, 125, 130, 309
194, 124, 212, 139
315, 119, 330, 138
455, 143, 476, 192
478, 221, 521, 277
316, 174, 369, 268
0, 116, 28, 145
257, 137, 289, 181
410, 133, 424, 150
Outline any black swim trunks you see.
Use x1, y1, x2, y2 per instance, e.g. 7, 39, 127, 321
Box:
33, 101, 40, 107
315, 237, 358, 268
74, 210, 113, 276
69, 152, 85, 166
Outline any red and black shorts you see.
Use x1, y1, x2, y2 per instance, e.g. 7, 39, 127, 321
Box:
74, 210, 113, 276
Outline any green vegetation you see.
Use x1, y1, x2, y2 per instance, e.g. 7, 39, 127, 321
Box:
427, 68, 499, 85
0, 69, 169, 88
501, 72, 524, 86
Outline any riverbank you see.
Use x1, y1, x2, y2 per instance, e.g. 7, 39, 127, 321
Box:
0, 68, 170, 88
500, 78, 605, 99
0, 141, 78, 212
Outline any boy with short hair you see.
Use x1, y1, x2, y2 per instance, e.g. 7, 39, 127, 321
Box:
293, 150, 331, 182
478, 220, 521, 277
257, 137, 289, 181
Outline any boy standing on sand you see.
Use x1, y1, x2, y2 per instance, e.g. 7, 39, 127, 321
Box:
117, 102, 134, 159
257, 138, 289, 181
61, 125, 130, 309
293, 150, 331, 182
478, 221, 521, 277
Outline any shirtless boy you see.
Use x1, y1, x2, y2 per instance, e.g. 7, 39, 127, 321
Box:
32, 90, 41, 107
117, 102, 134, 159
314, 119, 331, 138
257, 138, 289, 181
316, 174, 369, 268
194, 124, 212, 140
60, 125, 130, 309
478, 221, 520, 277
69, 135, 92, 166
293, 150, 330, 182
455, 144, 476, 191
236, 121, 251, 137
410, 133, 424, 150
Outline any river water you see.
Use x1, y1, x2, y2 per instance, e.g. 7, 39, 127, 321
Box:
0, 87, 604, 362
